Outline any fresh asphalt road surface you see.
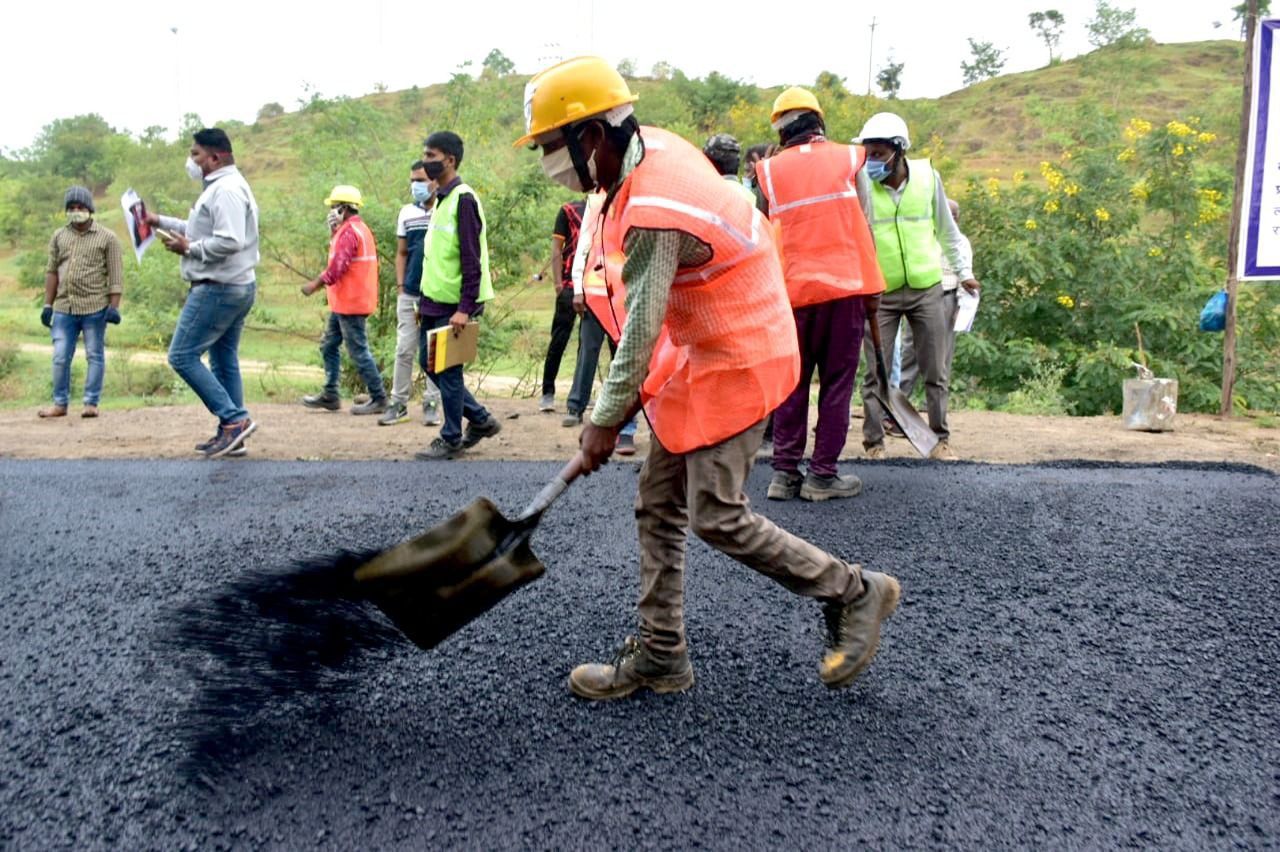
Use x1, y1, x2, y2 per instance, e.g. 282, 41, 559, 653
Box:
1, 459, 1277, 850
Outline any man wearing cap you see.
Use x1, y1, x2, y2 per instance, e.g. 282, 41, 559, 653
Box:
754, 87, 886, 501
853, 112, 978, 461
301, 185, 389, 416
39, 186, 123, 419
518, 57, 900, 700
702, 134, 757, 206
147, 127, 260, 458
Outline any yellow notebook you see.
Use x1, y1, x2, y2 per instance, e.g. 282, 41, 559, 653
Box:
427, 321, 480, 373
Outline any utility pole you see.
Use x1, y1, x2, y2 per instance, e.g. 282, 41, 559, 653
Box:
867, 17, 878, 95
1221, 0, 1259, 416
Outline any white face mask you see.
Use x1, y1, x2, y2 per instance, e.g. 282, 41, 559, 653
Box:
540, 147, 585, 192
327, 208, 343, 231
185, 157, 204, 182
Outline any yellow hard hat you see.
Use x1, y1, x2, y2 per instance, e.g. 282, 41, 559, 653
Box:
324, 185, 363, 208
770, 87, 824, 125
514, 56, 638, 147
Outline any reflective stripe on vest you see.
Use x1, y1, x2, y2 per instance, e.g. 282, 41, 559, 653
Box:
326, 217, 379, 315
756, 141, 886, 307
603, 126, 799, 455
420, 183, 496, 305
867, 158, 943, 291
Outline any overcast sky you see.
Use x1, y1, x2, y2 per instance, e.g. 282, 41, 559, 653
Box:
2, 0, 1246, 154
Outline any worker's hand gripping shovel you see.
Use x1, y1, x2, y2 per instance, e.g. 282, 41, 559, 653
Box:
353, 453, 586, 649
865, 295, 939, 458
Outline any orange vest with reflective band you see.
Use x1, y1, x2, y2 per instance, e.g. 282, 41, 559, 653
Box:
602, 126, 800, 454
326, 217, 379, 315
755, 140, 886, 307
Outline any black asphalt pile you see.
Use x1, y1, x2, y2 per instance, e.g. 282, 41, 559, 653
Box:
1, 459, 1276, 849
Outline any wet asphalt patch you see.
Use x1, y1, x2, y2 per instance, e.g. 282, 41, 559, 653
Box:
1, 459, 1277, 849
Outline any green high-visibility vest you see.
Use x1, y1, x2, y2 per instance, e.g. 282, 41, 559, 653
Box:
420, 183, 495, 305
868, 159, 943, 292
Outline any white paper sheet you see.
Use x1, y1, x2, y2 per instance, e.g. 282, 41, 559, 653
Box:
120, 188, 155, 264
954, 286, 979, 333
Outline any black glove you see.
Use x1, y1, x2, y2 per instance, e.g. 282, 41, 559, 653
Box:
105, 306, 122, 325
41, 306, 52, 328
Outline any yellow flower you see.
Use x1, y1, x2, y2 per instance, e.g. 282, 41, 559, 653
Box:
1039, 161, 1064, 191
1025, 218, 1038, 230
1094, 207, 1111, 222
1123, 118, 1153, 141
1043, 198, 1060, 214
1166, 120, 1195, 138
985, 177, 1001, 196
1064, 183, 1080, 197
1148, 246, 1163, 257
1056, 295, 1075, 309
1117, 147, 1136, 162
1013, 170, 1026, 184
1172, 143, 1185, 157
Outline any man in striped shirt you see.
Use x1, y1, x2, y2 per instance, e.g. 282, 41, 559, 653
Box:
39, 186, 123, 419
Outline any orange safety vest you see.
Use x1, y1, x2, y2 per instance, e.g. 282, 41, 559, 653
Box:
602, 126, 800, 454
325, 217, 379, 315
755, 140, 886, 307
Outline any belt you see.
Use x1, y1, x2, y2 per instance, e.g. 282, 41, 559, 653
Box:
190, 279, 254, 287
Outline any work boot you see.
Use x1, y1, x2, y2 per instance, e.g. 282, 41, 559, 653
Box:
351, 396, 388, 416
414, 437, 464, 460
568, 635, 695, 700
38, 405, 68, 418
864, 442, 885, 460
539, 392, 556, 412
561, 411, 583, 428
81, 404, 99, 418
767, 470, 803, 501
819, 569, 901, 689
378, 402, 409, 426
615, 433, 636, 456
929, 440, 957, 461
884, 419, 905, 439
462, 416, 502, 448
800, 472, 863, 502
302, 391, 341, 411
422, 399, 442, 426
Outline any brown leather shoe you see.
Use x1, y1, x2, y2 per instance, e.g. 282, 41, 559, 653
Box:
81, 405, 99, 418
819, 569, 901, 689
38, 405, 68, 418
568, 636, 695, 700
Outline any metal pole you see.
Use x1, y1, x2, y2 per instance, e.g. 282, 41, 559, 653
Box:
1221, 0, 1259, 417
867, 17, 878, 95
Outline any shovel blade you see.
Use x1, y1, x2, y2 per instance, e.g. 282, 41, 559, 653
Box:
881, 388, 939, 458
352, 498, 546, 650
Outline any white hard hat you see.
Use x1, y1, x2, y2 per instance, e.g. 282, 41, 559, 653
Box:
853, 112, 912, 151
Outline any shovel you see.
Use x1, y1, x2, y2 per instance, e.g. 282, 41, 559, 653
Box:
865, 297, 939, 458
352, 453, 585, 649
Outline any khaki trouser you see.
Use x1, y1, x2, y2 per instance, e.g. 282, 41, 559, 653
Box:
862, 283, 950, 446
389, 293, 440, 407
636, 420, 862, 656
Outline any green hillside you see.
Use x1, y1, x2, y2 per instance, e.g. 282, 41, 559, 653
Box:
1, 40, 1276, 415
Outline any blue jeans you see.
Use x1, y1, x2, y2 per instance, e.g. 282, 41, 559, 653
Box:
569, 311, 636, 436
419, 314, 491, 445
50, 308, 107, 406
320, 313, 387, 400
168, 282, 255, 425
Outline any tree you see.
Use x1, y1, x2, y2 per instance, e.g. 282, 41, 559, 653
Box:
481, 48, 515, 78
1233, 1, 1272, 37
814, 70, 848, 97
1086, 1, 1150, 49
616, 58, 637, 77
876, 59, 904, 100
1028, 10, 1066, 64
651, 61, 674, 81
28, 114, 123, 191
671, 70, 756, 131
256, 102, 285, 122
961, 39, 1006, 85
179, 112, 204, 136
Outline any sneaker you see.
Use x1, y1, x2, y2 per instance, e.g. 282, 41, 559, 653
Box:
377, 402, 409, 425
226, 445, 249, 458
568, 636, 695, 700
864, 442, 886, 460
800, 472, 863, 502
462, 416, 502, 448
767, 470, 803, 501
819, 569, 901, 689
755, 439, 774, 459
884, 419, 905, 439
422, 399, 442, 427
929, 440, 957, 461
194, 431, 220, 453
615, 433, 636, 456
38, 405, 68, 418
204, 419, 257, 459
539, 392, 556, 412
561, 412, 583, 428
302, 392, 340, 411
351, 397, 389, 416
414, 436, 464, 460
81, 405, 99, 418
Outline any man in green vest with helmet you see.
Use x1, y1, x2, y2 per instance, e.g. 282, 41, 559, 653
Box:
413, 130, 502, 460
854, 112, 979, 461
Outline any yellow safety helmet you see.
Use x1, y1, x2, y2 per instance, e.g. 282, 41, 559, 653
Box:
324, 185, 363, 209
770, 86, 824, 125
514, 56, 638, 148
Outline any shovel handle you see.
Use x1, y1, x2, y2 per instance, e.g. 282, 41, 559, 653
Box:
518, 453, 586, 521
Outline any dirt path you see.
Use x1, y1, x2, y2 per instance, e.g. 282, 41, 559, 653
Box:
3, 395, 1278, 470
